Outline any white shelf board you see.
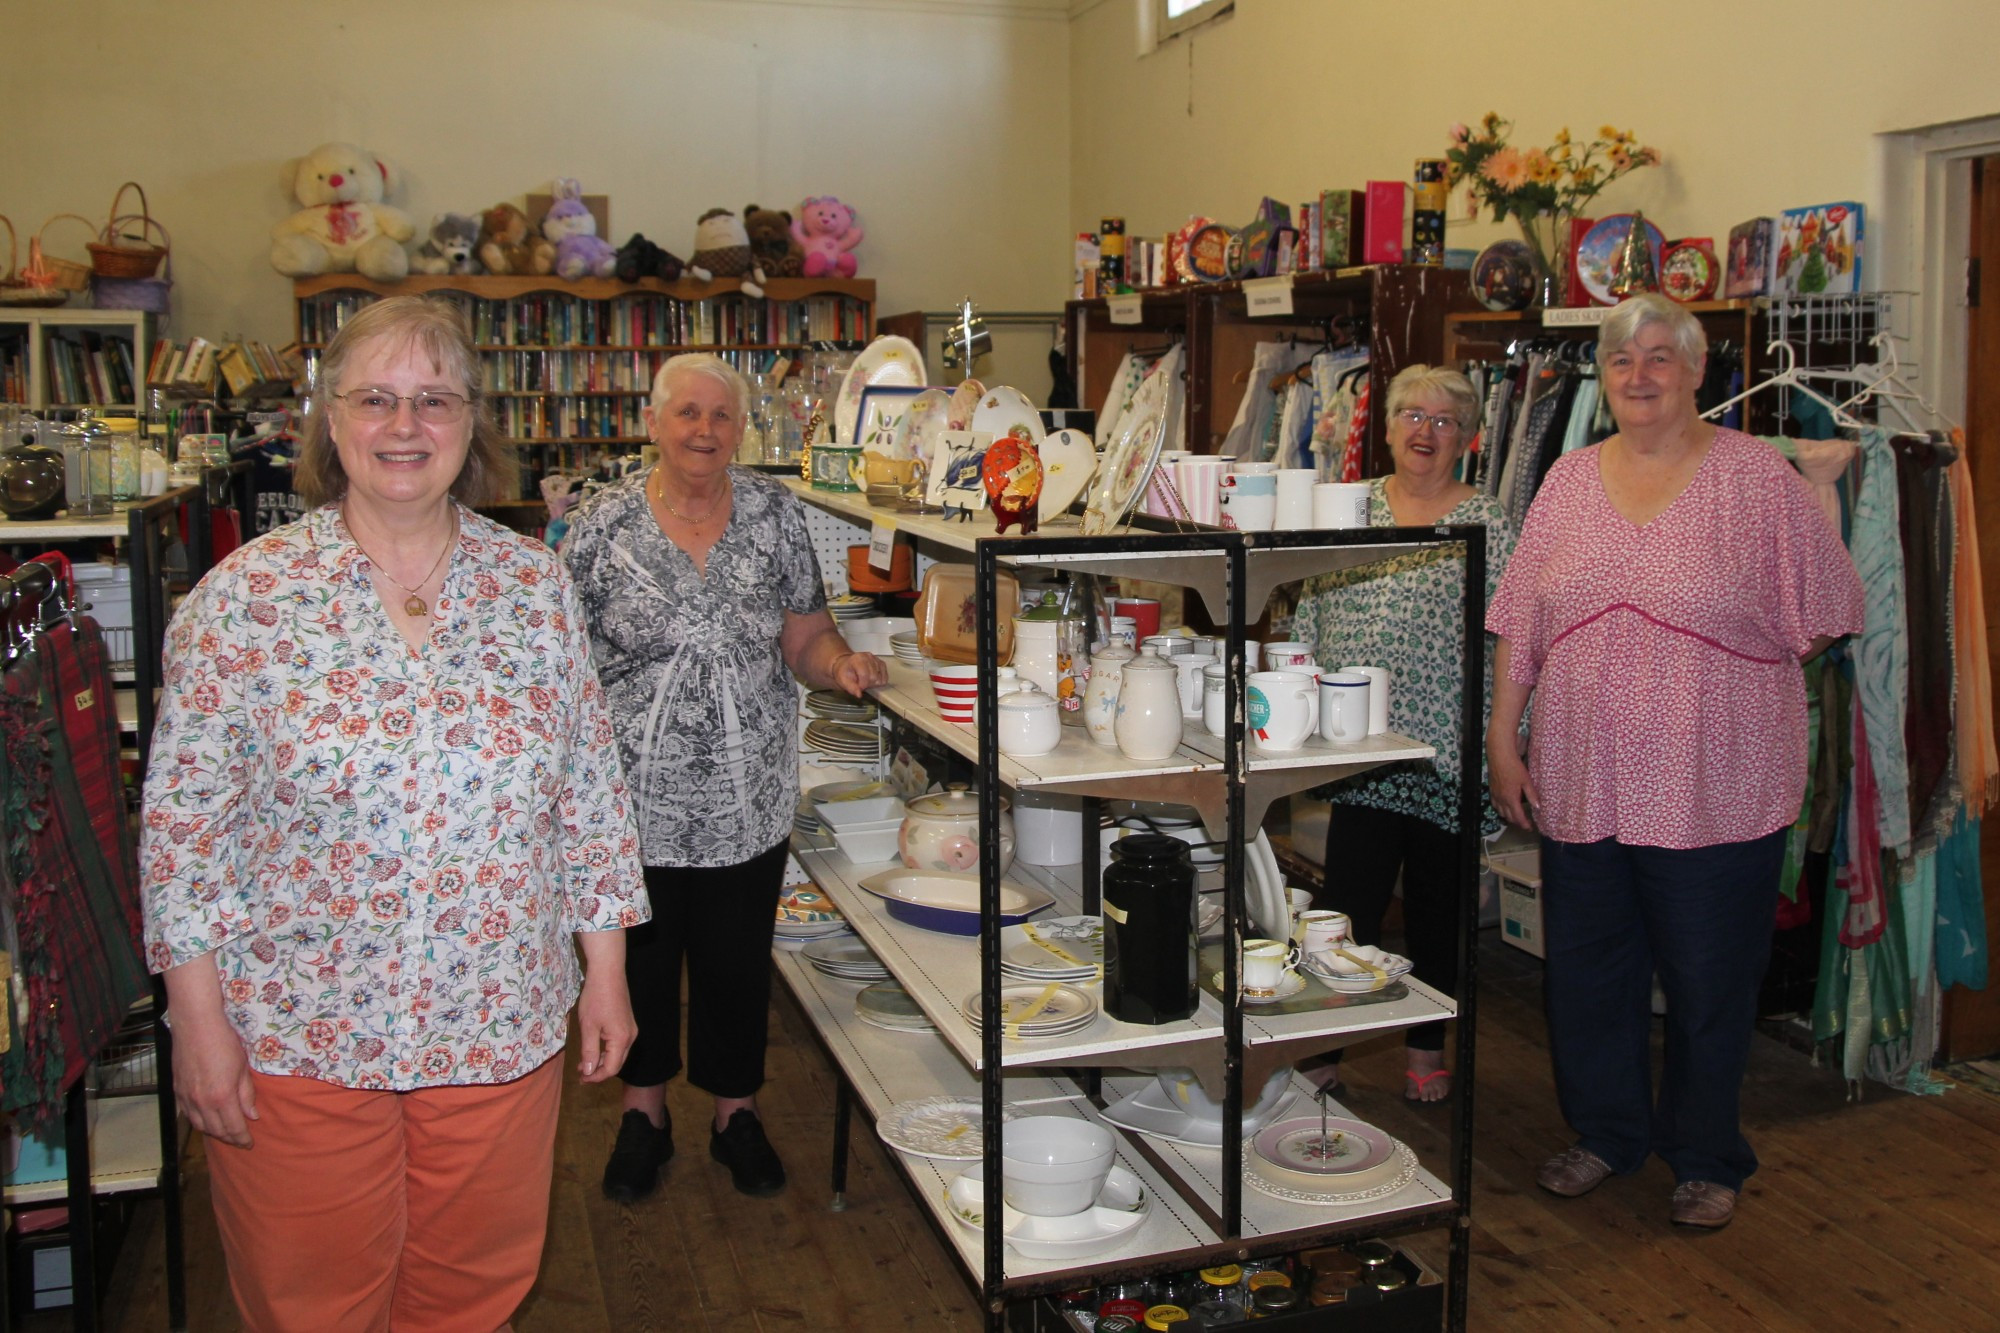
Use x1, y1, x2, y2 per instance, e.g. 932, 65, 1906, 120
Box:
772, 950, 1214, 1284
1241, 974, 1456, 1048
1179, 724, 1434, 774
1098, 1073, 1454, 1239
0, 504, 142, 541
3, 1095, 164, 1205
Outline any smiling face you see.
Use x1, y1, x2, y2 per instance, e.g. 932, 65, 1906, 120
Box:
1602, 323, 1705, 434
646, 368, 743, 489
330, 334, 473, 517
1385, 394, 1470, 484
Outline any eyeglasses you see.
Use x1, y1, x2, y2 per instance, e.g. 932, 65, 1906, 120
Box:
1394, 409, 1463, 436
334, 390, 470, 424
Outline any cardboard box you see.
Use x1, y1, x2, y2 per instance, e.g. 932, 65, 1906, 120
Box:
1321, 189, 1364, 267
1363, 181, 1406, 265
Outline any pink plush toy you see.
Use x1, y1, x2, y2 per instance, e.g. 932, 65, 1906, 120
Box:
791, 196, 864, 278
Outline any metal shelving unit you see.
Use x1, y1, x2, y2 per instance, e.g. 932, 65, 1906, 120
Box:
782, 490, 1486, 1330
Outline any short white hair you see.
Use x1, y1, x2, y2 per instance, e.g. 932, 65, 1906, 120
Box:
651, 352, 750, 421
1597, 293, 1707, 373
1385, 364, 1481, 436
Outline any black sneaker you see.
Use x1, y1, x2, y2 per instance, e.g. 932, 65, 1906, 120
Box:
709, 1109, 786, 1197
602, 1109, 672, 1204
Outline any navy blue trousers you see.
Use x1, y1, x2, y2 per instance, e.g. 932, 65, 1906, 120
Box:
1540, 829, 1786, 1191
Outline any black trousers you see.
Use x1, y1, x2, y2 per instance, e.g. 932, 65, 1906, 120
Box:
619, 840, 790, 1097
1319, 804, 1460, 1051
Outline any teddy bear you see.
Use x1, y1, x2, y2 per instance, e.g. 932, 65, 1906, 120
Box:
408, 212, 482, 275
477, 203, 555, 276
614, 233, 686, 284
270, 142, 415, 281
791, 196, 864, 279
687, 208, 765, 298
541, 178, 618, 280
744, 205, 803, 279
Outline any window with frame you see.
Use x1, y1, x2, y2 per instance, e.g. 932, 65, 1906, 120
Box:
1158, 0, 1232, 41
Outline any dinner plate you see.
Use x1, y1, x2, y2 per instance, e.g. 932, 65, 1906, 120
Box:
855, 979, 934, 1028
1243, 1141, 1420, 1207
1081, 367, 1169, 536
891, 387, 955, 466
877, 1096, 1020, 1160
962, 983, 1098, 1035
945, 1162, 1150, 1260
1575, 214, 1666, 306
773, 919, 851, 940
1252, 1114, 1397, 1182
999, 916, 1104, 981
945, 378, 986, 431
1099, 1079, 1299, 1148
802, 935, 888, 976
1092, 351, 1146, 451
836, 336, 926, 445
1035, 428, 1097, 523
969, 385, 1045, 449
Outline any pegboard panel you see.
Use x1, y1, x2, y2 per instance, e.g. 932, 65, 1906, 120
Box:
801, 499, 871, 597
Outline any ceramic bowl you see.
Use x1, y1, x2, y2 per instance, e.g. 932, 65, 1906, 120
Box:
1152, 1066, 1295, 1130
1001, 1116, 1116, 1216
830, 819, 904, 864
856, 869, 1054, 936
815, 796, 904, 830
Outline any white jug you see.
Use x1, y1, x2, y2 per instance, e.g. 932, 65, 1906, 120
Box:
1114, 656, 1185, 761
1083, 646, 1135, 748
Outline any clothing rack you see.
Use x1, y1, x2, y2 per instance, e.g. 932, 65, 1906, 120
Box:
1700, 340, 1868, 431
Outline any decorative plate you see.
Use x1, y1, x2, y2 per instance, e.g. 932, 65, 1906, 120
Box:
1660, 241, 1719, 303
1242, 1141, 1420, 1207
777, 887, 843, 924
877, 1096, 1020, 1160
1470, 240, 1537, 312
1035, 429, 1097, 523
961, 982, 1098, 1033
1081, 368, 1168, 536
1001, 916, 1104, 977
891, 387, 954, 466
855, 385, 929, 456
969, 385, 1046, 448
945, 378, 986, 431
1575, 214, 1666, 306
835, 336, 925, 445
1253, 1115, 1396, 1179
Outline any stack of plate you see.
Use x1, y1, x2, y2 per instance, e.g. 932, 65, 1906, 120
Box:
999, 916, 1104, 985
889, 631, 926, 665
962, 983, 1098, 1039
803, 720, 883, 762
855, 980, 936, 1033
1244, 1114, 1419, 1206
805, 689, 879, 723
775, 887, 849, 945
827, 593, 879, 621
877, 1096, 1018, 1160
802, 935, 890, 981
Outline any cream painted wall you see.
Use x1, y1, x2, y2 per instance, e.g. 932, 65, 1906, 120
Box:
1068, 0, 2000, 278
2, 0, 1071, 396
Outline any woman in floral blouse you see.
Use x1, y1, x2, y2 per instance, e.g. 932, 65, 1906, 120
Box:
563, 353, 887, 1205
1292, 364, 1514, 1103
140, 296, 646, 1332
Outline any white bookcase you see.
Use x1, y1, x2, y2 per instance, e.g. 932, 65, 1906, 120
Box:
0, 306, 155, 415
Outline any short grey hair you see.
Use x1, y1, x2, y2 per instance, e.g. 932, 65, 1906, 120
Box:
1385, 364, 1481, 437
651, 352, 750, 422
1596, 293, 1707, 373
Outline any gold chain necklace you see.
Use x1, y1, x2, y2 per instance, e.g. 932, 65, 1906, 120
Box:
653, 467, 731, 525
347, 510, 457, 618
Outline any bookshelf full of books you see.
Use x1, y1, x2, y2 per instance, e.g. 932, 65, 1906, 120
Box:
293, 274, 874, 494
0, 307, 155, 414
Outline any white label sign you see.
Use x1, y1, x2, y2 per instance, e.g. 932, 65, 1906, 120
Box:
1244, 275, 1296, 317
868, 517, 898, 572
1108, 294, 1144, 325
1541, 305, 1611, 328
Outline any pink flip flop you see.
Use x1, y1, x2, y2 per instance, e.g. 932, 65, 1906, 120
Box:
1404, 1068, 1452, 1102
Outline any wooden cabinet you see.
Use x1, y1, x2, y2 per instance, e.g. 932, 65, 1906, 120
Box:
1067, 266, 1481, 476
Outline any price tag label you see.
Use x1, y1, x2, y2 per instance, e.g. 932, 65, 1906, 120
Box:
867, 517, 898, 572
1244, 275, 1296, 317
1108, 294, 1144, 325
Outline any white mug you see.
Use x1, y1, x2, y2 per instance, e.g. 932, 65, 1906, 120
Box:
1274, 469, 1317, 530
1201, 662, 1229, 735
1298, 909, 1352, 955
1200, 637, 1260, 671
1261, 641, 1316, 671
1313, 481, 1371, 529
1105, 615, 1138, 650
1243, 937, 1301, 995
1340, 663, 1390, 734
1247, 670, 1318, 752
1317, 672, 1370, 745
1142, 634, 1193, 658
1173, 653, 1216, 721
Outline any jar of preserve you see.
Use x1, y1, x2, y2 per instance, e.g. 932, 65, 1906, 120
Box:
1103, 834, 1196, 1024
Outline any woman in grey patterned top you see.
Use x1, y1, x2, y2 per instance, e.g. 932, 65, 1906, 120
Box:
564, 353, 886, 1202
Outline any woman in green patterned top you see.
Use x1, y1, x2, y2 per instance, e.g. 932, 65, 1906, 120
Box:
1291, 364, 1514, 1101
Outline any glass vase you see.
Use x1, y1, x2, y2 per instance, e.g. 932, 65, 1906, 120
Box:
1516, 210, 1573, 308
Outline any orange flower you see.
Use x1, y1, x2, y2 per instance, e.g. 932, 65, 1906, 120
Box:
1481, 147, 1529, 190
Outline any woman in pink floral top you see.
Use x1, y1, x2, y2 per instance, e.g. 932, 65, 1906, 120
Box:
1486, 296, 1862, 1232
140, 297, 647, 1331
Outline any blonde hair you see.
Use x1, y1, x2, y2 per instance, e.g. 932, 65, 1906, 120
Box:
295, 295, 517, 508
1385, 364, 1481, 437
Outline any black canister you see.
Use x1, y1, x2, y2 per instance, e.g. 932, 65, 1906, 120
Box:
1103, 833, 1197, 1023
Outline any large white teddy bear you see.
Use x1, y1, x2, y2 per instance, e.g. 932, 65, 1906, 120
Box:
271, 142, 414, 281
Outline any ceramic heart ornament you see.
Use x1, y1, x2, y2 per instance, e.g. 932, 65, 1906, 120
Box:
1036, 429, 1096, 522
983, 431, 1043, 535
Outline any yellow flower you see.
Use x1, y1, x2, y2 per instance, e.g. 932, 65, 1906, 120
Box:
1599, 124, 1619, 140
1555, 127, 1571, 145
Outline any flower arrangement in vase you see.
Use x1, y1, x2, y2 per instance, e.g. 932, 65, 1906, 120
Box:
1444, 114, 1661, 305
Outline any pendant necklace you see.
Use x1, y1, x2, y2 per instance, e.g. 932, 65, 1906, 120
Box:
653, 466, 730, 525
349, 510, 457, 618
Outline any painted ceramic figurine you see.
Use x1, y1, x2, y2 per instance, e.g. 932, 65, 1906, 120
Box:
983, 430, 1044, 535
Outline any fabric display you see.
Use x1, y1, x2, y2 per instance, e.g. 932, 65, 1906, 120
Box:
0, 597, 150, 1131
1213, 339, 1370, 480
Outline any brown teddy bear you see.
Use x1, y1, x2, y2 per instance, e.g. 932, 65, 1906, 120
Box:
744, 204, 804, 279
477, 203, 555, 276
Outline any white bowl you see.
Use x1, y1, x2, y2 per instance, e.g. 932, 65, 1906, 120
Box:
831, 820, 904, 864
1001, 1116, 1115, 1216
1152, 1065, 1294, 1128
815, 796, 904, 830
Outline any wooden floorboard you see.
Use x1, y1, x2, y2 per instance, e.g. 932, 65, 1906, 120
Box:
43, 932, 2000, 1332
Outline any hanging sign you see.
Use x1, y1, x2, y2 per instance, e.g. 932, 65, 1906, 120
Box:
1244, 275, 1296, 317
1108, 294, 1144, 325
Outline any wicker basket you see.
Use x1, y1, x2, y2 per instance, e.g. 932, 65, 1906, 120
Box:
87, 182, 167, 279
90, 219, 172, 316
9, 213, 93, 304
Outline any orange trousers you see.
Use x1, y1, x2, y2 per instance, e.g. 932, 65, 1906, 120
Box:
205, 1056, 563, 1333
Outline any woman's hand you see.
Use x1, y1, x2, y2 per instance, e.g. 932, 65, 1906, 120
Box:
575, 933, 636, 1084
1488, 740, 1541, 831
830, 649, 889, 699
161, 957, 258, 1149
